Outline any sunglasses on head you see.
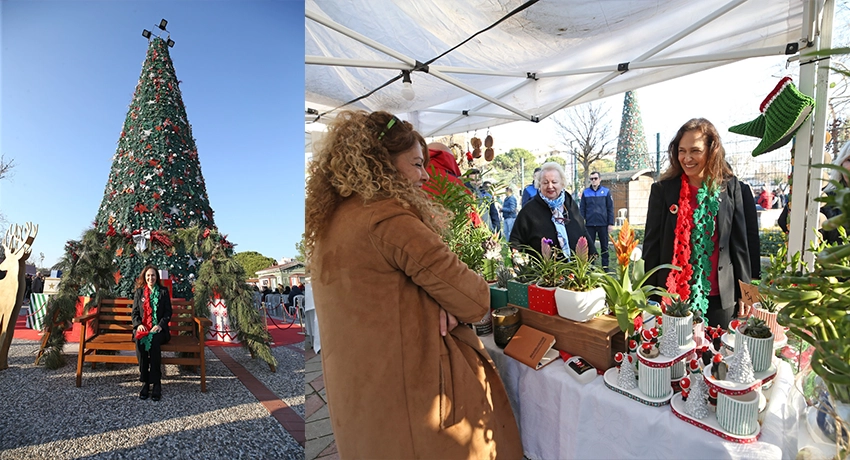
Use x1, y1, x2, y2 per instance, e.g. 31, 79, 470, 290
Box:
378, 115, 402, 141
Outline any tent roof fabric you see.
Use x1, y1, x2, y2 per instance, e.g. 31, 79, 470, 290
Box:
306, 0, 808, 137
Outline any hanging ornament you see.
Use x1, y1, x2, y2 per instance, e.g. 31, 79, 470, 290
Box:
133, 229, 151, 252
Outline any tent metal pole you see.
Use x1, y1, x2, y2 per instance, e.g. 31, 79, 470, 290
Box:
306, 9, 416, 67
306, 56, 410, 70
419, 109, 527, 121
542, 0, 747, 119
424, 79, 536, 137
788, 0, 833, 268
427, 68, 534, 122
538, 45, 794, 78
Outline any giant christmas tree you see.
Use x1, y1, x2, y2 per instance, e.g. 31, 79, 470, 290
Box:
615, 91, 651, 171
94, 37, 215, 299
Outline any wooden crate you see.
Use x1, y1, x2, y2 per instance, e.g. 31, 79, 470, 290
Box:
514, 306, 625, 370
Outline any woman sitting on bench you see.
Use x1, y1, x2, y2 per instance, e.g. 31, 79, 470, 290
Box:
132, 265, 172, 401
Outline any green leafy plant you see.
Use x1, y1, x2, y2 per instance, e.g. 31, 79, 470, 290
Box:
598, 220, 677, 335
740, 316, 772, 339
757, 294, 779, 313
561, 236, 603, 292
521, 238, 569, 288
495, 264, 513, 289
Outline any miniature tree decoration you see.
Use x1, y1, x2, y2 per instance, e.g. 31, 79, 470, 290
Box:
615, 352, 638, 390
684, 359, 709, 419
659, 323, 680, 357
727, 339, 757, 384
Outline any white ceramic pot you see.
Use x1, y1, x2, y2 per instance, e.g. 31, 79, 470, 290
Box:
554, 286, 606, 322
638, 361, 671, 399
663, 312, 693, 346
717, 391, 760, 436
735, 327, 774, 372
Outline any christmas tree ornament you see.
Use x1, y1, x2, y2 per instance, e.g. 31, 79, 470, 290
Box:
727, 340, 756, 384
617, 353, 638, 390
684, 359, 709, 419
659, 323, 679, 357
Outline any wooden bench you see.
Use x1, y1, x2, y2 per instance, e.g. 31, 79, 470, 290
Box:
73, 298, 212, 392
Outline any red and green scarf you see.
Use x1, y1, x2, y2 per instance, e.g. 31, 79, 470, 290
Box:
666, 174, 720, 317
135, 285, 160, 351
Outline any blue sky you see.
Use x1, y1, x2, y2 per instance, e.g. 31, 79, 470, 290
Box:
1, 0, 305, 268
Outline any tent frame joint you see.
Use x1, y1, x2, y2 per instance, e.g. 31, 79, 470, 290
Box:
617, 62, 629, 73
526, 72, 538, 80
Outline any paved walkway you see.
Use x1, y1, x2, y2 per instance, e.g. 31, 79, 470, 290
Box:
305, 345, 337, 460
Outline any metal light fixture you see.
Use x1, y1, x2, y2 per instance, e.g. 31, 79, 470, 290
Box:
167, 38, 175, 48
142, 29, 152, 39
401, 70, 415, 101
158, 19, 168, 30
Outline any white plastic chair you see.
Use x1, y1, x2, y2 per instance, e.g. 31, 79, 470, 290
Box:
616, 208, 627, 226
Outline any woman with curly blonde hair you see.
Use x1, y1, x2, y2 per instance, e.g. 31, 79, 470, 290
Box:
306, 110, 521, 459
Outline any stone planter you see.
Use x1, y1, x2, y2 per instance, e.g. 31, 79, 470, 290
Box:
506, 279, 529, 308
489, 285, 509, 310
662, 312, 693, 346
735, 327, 773, 372
528, 284, 557, 316
554, 286, 606, 322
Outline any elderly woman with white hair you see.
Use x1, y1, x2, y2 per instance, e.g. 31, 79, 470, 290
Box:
510, 161, 596, 258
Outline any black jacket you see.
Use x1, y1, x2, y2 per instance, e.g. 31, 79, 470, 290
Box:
739, 182, 761, 279
643, 176, 751, 314
509, 192, 596, 257
132, 285, 172, 344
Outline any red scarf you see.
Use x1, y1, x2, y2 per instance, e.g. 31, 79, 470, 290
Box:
666, 174, 695, 303
135, 285, 154, 340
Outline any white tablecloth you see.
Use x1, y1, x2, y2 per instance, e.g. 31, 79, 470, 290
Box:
481, 335, 804, 460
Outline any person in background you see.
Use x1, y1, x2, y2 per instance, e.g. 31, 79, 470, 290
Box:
772, 188, 785, 209
740, 181, 762, 279
482, 180, 501, 234
510, 161, 596, 259
521, 167, 542, 206
580, 171, 614, 269
287, 282, 303, 308
305, 109, 521, 458
643, 118, 751, 327
757, 187, 773, 210
32, 272, 44, 294
132, 265, 172, 401
502, 186, 518, 239
778, 141, 850, 244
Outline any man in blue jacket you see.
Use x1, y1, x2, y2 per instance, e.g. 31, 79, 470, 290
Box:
501, 186, 517, 239
520, 167, 541, 207
580, 171, 614, 269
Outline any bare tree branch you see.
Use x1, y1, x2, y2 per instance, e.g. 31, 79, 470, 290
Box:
551, 103, 616, 188
0, 155, 14, 181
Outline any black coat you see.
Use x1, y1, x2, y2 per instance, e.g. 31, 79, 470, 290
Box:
643, 176, 751, 315
132, 285, 172, 344
739, 182, 761, 279
509, 192, 596, 257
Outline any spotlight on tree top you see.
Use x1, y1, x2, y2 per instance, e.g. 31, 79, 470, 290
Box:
158, 19, 168, 30
167, 38, 175, 48
142, 29, 151, 39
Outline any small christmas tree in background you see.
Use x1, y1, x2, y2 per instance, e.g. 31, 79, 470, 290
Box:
94, 37, 214, 299
615, 352, 637, 389
615, 91, 651, 171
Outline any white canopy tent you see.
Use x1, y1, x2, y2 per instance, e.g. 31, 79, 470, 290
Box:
305, 0, 837, 264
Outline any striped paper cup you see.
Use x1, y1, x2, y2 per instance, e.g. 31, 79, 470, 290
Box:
638, 361, 671, 399
735, 328, 774, 372
717, 391, 759, 436
663, 313, 693, 346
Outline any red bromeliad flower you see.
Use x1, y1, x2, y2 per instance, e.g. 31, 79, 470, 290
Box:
575, 236, 589, 262
611, 219, 638, 270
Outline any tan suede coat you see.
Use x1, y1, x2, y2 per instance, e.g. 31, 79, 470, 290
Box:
313, 196, 522, 460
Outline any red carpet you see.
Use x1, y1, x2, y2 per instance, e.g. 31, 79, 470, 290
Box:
14, 314, 304, 348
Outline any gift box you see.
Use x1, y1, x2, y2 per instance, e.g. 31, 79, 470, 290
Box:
518, 307, 625, 370
489, 285, 508, 310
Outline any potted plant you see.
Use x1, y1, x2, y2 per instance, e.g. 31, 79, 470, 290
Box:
663, 297, 694, 347
555, 236, 606, 322
736, 316, 774, 373
489, 264, 511, 310
598, 219, 677, 338
507, 251, 533, 308
520, 237, 568, 316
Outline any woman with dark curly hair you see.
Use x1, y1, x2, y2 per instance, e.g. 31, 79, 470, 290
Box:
305, 110, 521, 459
643, 118, 751, 327
132, 265, 172, 401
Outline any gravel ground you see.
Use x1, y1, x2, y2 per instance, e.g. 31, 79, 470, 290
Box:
0, 338, 305, 459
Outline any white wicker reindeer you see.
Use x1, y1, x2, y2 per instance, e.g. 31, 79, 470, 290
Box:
0, 222, 38, 370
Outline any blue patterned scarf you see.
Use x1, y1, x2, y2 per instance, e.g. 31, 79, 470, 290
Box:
541, 191, 570, 258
